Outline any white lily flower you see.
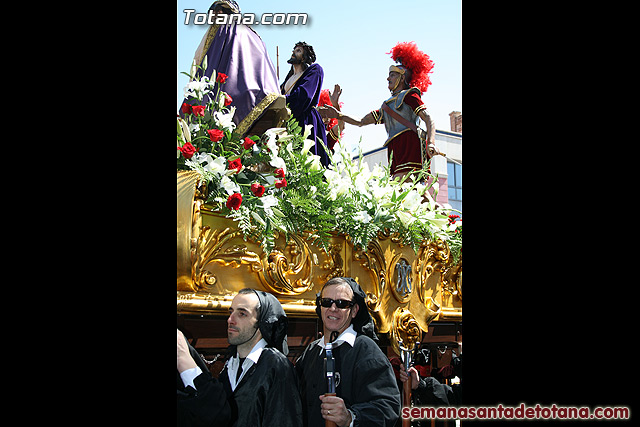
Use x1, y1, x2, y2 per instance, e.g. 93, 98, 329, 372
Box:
402, 189, 423, 212
332, 179, 350, 199
371, 183, 393, 204
264, 127, 288, 157
301, 137, 315, 155
422, 210, 450, 229
191, 152, 211, 166
184, 76, 213, 100
396, 211, 416, 227
190, 60, 197, 80
308, 154, 322, 171
177, 118, 191, 143
423, 190, 436, 211
354, 168, 371, 192
353, 210, 372, 224
188, 123, 200, 134
370, 164, 385, 179
302, 124, 313, 141
269, 156, 286, 173
220, 175, 240, 195
208, 156, 227, 176
260, 194, 279, 217
214, 106, 236, 131
323, 168, 339, 185
261, 194, 279, 208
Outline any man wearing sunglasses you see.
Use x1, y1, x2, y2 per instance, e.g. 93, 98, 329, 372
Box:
295, 277, 400, 427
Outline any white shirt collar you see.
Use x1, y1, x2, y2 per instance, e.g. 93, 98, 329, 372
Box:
317, 324, 357, 351
227, 338, 268, 391
245, 338, 268, 364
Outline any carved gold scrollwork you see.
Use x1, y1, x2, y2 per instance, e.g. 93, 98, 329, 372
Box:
178, 171, 201, 292
441, 259, 462, 300
192, 226, 262, 293
353, 238, 386, 312
319, 242, 344, 283
390, 307, 421, 355
259, 232, 315, 295
416, 240, 449, 305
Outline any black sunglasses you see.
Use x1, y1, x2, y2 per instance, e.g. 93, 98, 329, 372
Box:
318, 297, 355, 309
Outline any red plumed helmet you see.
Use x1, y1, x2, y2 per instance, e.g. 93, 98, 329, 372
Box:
388, 41, 435, 93
318, 89, 340, 130
318, 89, 332, 107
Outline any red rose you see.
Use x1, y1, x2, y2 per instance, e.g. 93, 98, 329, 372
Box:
243, 137, 256, 150
275, 178, 287, 188
274, 168, 285, 178
223, 93, 233, 106
191, 105, 205, 117
181, 103, 192, 114
177, 142, 197, 159
228, 158, 242, 173
207, 128, 224, 142
226, 193, 242, 210
216, 73, 228, 84
250, 183, 266, 197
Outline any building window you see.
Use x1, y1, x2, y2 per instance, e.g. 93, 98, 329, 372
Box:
447, 161, 462, 216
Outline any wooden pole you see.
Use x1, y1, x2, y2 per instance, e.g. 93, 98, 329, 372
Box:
325, 341, 337, 427
401, 346, 413, 427
276, 46, 280, 80
324, 392, 337, 427
402, 380, 412, 427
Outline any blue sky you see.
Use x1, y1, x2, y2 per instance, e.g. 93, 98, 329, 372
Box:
177, 0, 461, 153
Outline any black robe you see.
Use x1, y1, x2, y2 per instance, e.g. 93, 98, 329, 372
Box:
295, 334, 401, 427
177, 340, 231, 427
220, 346, 303, 427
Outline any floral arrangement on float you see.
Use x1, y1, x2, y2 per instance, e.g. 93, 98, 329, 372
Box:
177, 66, 462, 262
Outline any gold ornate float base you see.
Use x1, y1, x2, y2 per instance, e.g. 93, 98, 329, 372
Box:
177, 171, 461, 355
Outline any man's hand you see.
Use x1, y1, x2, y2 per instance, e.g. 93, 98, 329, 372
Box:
177, 328, 198, 373
399, 364, 420, 390
318, 105, 340, 120
427, 142, 444, 157
319, 394, 352, 427
319, 106, 374, 127
330, 84, 342, 110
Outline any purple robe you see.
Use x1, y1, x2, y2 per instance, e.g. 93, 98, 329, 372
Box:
181, 24, 280, 130
281, 64, 329, 167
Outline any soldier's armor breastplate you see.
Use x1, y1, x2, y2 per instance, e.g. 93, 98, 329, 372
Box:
381, 88, 420, 146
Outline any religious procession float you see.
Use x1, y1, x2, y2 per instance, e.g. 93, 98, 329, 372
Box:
176, 64, 462, 378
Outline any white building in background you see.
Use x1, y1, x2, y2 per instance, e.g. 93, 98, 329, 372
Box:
354, 113, 462, 218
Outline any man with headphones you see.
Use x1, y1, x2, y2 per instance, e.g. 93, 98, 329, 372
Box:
295, 277, 400, 427
220, 288, 303, 426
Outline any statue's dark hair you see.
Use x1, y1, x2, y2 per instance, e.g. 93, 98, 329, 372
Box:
294, 41, 316, 66
280, 41, 317, 93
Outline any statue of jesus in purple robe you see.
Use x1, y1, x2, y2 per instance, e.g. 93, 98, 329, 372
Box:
280, 42, 330, 167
